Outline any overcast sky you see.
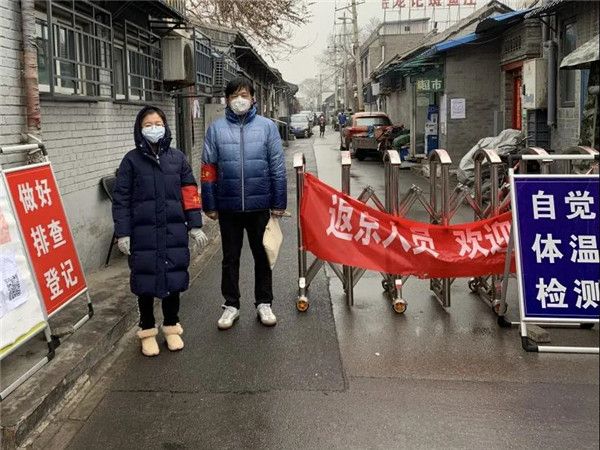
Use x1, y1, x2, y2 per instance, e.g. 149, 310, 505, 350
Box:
273, 0, 528, 85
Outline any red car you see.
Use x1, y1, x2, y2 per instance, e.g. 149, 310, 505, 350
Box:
340, 112, 392, 161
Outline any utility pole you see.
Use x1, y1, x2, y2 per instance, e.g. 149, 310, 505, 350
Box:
341, 14, 350, 110
351, 0, 363, 111
317, 73, 323, 114
333, 35, 339, 112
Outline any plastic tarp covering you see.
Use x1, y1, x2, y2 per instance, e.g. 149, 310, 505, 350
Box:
457, 129, 524, 186
560, 35, 600, 70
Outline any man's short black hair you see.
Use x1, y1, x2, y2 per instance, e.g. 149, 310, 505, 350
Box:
225, 77, 255, 98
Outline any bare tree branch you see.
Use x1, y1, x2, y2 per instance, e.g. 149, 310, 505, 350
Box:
188, 0, 315, 60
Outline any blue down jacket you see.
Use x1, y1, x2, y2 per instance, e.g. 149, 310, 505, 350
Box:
201, 106, 287, 212
112, 106, 202, 298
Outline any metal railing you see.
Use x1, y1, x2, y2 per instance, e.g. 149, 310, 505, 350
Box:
294, 144, 600, 321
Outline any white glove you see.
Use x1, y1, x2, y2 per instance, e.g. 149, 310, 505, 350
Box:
117, 237, 131, 255
189, 228, 208, 248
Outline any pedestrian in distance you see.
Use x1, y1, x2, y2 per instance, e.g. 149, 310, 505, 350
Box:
319, 114, 326, 137
202, 77, 287, 330
112, 106, 208, 357
338, 111, 348, 148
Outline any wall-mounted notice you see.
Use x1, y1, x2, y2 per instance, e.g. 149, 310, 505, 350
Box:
450, 98, 466, 119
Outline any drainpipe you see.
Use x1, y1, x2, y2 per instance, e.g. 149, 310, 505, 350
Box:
20, 0, 42, 140
543, 1, 557, 127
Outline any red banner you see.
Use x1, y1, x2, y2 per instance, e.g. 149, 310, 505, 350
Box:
5, 163, 87, 316
301, 173, 513, 278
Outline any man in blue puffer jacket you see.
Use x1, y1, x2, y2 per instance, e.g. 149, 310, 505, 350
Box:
202, 78, 287, 330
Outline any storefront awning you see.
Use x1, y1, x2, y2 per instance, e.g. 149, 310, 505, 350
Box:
432, 33, 478, 53
475, 9, 531, 34
560, 35, 600, 70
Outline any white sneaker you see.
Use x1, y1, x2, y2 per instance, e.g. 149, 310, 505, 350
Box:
256, 303, 277, 326
217, 306, 240, 330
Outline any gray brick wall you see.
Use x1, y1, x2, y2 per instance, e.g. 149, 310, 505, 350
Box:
0, 0, 181, 271
441, 42, 502, 164
551, 1, 599, 151
0, 0, 26, 150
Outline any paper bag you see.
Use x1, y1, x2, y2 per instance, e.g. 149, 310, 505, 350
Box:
263, 217, 283, 270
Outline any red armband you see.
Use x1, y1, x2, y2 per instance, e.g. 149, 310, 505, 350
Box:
181, 185, 201, 210
201, 164, 217, 183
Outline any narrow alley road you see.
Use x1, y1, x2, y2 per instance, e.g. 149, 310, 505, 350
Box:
34, 129, 599, 450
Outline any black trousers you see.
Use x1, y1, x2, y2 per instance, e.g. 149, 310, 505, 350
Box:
219, 210, 273, 309
138, 292, 180, 330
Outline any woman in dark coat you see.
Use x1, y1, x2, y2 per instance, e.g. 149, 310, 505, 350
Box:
112, 106, 208, 356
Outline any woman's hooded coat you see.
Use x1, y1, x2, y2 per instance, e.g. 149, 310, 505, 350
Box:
112, 106, 202, 298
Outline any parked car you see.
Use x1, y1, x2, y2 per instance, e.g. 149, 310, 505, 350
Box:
340, 112, 392, 160
289, 113, 314, 138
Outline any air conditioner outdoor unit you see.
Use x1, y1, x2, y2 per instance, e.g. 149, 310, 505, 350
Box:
162, 36, 195, 88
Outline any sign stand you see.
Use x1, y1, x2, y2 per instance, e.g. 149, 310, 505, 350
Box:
0, 154, 57, 400
509, 154, 599, 353
3, 161, 94, 339
0, 142, 93, 400
0, 327, 56, 400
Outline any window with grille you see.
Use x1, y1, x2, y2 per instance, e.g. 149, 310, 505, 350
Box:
34, 0, 113, 98
195, 32, 213, 92
117, 21, 163, 102
213, 54, 238, 96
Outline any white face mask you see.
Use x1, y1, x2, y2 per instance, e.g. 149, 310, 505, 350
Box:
142, 125, 165, 144
230, 96, 252, 115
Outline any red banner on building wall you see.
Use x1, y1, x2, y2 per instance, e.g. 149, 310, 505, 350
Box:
4, 163, 87, 316
301, 173, 513, 278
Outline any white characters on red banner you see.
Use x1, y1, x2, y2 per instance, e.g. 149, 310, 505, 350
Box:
35, 179, 52, 207
44, 267, 63, 301
30, 220, 67, 257
354, 213, 381, 245
43, 259, 78, 302
326, 194, 510, 260
18, 179, 52, 213
327, 195, 354, 241
453, 220, 511, 259
410, 229, 439, 257
60, 259, 78, 288
31, 224, 50, 257
382, 223, 411, 251
18, 183, 38, 213
454, 230, 488, 258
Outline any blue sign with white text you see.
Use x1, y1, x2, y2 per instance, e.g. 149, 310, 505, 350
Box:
513, 176, 600, 320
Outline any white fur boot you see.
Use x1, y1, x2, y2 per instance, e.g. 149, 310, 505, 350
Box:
137, 328, 159, 356
162, 323, 184, 351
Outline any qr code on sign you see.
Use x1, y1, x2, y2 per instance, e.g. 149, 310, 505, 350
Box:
4, 274, 22, 301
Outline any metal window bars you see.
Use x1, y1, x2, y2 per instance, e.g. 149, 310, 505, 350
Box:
40, 0, 114, 99
194, 29, 213, 93
122, 20, 163, 102
212, 53, 239, 96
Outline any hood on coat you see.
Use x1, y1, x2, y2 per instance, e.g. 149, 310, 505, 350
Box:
225, 104, 258, 124
134, 105, 173, 154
